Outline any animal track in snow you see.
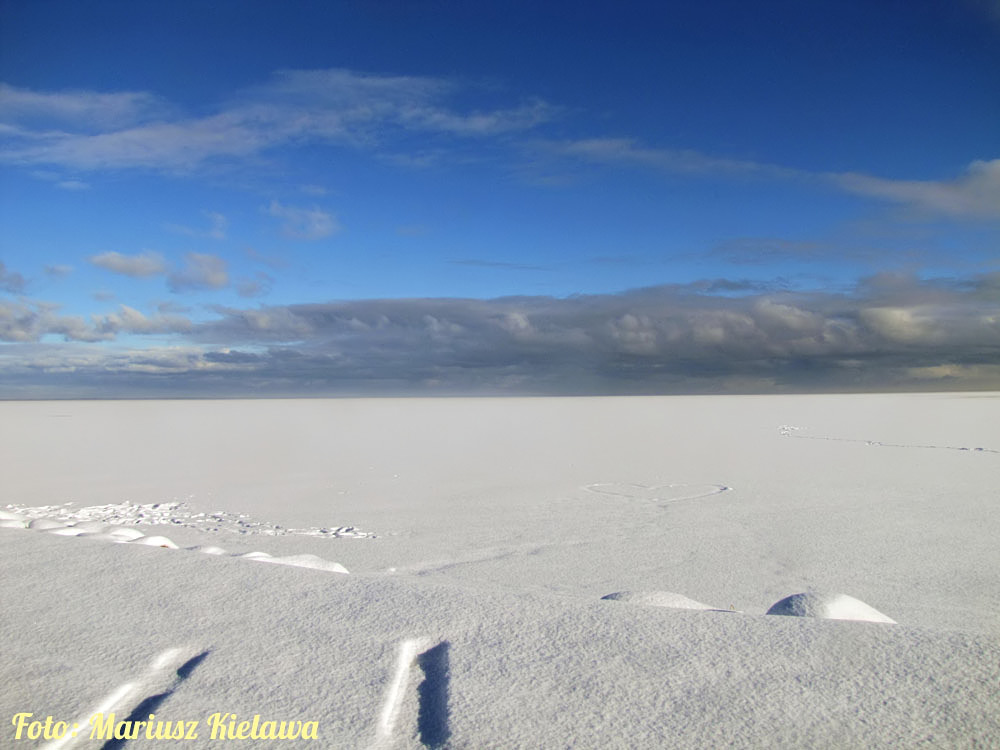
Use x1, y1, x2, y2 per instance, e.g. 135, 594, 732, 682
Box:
2, 500, 374, 539
584, 483, 730, 503
778, 425, 998, 454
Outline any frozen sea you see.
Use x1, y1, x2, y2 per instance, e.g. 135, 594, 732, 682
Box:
1, 393, 998, 748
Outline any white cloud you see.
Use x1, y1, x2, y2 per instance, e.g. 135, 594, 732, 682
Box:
0, 299, 193, 343
44, 264, 73, 277
3, 273, 1000, 395
832, 159, 1000, 220
0, 299, 110, 342
204, 212, 227, 239
751, 298, 825, 337
299, 184, 328, 196
96, 305, 193, 336
236, 273, 274, 298
858, 307, 934, 344
0, 83, 167, 130
0, 261, 27, 293
25, 169, 91, 190
166, 211, 228, 240
88, 250, 230, 294
265, 200, 340, 240
55, 179, 91, 191
89, 250, 167, 277
168, 253, 229, 292
187, 273, 1000, 379
156, 300, 192, 314
245, 247, 289, 270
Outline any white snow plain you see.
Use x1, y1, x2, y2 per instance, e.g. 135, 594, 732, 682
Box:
1, 393, 998, 748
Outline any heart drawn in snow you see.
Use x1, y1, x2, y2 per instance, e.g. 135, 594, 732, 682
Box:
585, 482, 729, 503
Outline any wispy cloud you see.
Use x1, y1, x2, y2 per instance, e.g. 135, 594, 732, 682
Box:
965, 0, 1000, 26
395, 224, 429, 237
0, 83, 168, 131
0, 69, 557, 173
832, 159, 1000, 220
89, 250, 167, 277
554, 138, 1000, 223
710, 238, 831, 266
27, 169, 91, 190
265, 200, 340, 240
449, 258, 551, 271
55, 179, 91, 191
551, 138, 801, 179
4, 114, 273, 171
4, 72, 995, 227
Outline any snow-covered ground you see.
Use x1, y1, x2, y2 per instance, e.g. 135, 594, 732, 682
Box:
1, 393, 998, 748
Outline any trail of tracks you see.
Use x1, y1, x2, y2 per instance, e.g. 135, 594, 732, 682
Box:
778, 425, 998, 454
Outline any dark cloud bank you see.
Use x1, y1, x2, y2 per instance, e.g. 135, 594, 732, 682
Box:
2, 273, 999, 398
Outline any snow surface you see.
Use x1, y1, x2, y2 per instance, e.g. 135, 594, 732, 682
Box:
1, 393, 999, 748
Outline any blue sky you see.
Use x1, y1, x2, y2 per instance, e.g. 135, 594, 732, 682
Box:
1, 0, 999, 396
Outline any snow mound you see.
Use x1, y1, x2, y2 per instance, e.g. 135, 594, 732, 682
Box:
601, 590, 715, 610
3, 514, 355, 577
47, 526, 89, 536
28, 518, 67, 530
107, 527, 146, 541
132, 535, 180, 549
71, 520, 112, 532
250, 553, 350, 574
766, 592, 896, 624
